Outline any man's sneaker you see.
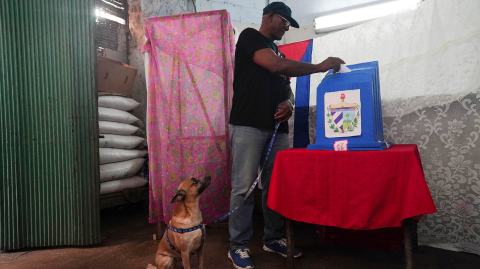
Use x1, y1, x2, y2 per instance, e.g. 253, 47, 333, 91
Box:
263, 238, 303, 258
228, 248, 254, 269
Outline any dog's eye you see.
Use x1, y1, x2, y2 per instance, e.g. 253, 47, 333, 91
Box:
192, 179, 198, 185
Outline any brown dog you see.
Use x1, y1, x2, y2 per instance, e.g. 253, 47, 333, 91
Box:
152, 176, 211, 269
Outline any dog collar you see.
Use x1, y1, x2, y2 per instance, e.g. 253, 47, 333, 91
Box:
167, 222, 203, 234
165, 222, 205, 254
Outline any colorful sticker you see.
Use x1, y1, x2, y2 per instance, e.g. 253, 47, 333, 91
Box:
325, 89, 361, 138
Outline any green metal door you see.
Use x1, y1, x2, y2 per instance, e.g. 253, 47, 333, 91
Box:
0, 0, 100, 250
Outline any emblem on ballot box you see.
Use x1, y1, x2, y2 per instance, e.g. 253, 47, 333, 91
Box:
325, 89, 361, 138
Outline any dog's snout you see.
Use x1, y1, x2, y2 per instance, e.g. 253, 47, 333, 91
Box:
203, 176, 211, 187
197, 176, 211, 195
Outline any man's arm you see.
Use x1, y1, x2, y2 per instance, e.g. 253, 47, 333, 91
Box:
253, 48, 345, 77
284, 84, 294, 108
274, 84, 295, 123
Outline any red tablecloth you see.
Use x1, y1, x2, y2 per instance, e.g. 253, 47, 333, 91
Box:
267, 144, 437, 230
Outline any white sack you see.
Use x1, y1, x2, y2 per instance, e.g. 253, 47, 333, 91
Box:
98, 107, 141, 124
99, 158, 145, 183
99, 148, 148, 164
99, 134, 145, 149
100, 176, 148, 195
99, 121, 140, 135
98, 96, 140, 111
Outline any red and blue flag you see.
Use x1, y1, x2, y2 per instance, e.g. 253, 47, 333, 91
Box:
279, 39, 313, 148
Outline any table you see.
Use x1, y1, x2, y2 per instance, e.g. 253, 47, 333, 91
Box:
267, 145, 437, 269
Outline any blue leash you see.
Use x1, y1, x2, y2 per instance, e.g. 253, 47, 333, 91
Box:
164, 121, 281, 253
211, 121, 281, 224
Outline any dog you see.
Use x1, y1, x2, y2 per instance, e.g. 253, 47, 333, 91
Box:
150, 176, 211, 269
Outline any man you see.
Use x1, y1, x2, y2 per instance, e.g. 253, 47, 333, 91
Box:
228, 2, 345, 269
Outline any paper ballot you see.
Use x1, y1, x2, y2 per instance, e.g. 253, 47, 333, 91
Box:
338, 64, 351, 73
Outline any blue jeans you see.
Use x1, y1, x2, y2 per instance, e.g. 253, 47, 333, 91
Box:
229, 124, 289, 249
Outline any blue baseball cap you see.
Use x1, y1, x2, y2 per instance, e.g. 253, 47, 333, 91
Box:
263, 2, 299, 28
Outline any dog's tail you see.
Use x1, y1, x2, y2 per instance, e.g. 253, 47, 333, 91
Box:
146, 264, 157, 269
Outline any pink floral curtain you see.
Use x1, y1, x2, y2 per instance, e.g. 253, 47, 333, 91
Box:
142, 10, 235, 224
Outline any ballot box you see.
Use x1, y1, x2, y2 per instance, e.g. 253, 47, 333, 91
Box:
307, 61, 390, 151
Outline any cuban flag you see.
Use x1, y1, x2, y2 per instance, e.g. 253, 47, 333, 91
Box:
279, 39, 313, 148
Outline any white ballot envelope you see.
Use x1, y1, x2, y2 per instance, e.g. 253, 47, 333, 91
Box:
338, 64, 351, 73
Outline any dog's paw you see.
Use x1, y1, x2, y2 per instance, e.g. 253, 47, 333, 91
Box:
146, 263, 157, 269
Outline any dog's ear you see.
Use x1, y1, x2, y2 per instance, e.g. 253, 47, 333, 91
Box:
171, 190, 186, 203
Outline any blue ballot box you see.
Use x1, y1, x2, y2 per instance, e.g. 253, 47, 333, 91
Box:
307, 61, 390, 151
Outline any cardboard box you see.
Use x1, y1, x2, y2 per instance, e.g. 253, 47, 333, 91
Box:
97, 56, 137, 96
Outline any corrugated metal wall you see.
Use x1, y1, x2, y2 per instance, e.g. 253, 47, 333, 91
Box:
0, 0, 100, 250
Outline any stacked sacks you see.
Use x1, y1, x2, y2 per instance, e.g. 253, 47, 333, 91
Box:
98, 96, 148, 195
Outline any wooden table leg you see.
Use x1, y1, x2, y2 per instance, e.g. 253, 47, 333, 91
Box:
156, 221, 166, 240
411, 220, 418, 252
286, 218, 294, 269
403, 218, 414, 269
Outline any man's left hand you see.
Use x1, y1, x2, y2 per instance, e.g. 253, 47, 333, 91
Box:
274, 101, 293, 123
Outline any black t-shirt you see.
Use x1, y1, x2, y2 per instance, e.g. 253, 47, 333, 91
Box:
230, 28, 290, 133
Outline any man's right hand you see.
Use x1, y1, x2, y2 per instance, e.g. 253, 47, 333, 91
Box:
318, 57, 345, 74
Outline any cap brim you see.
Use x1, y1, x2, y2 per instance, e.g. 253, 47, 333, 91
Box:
290, 18, 299, 28
288, 16, 299, 28
279, 13, 299, 28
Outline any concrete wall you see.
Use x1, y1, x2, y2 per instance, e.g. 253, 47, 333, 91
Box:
283, 0, 382, 43
196, 0, 385, 43
197, 0, 266, 25
196, 0, 265, 42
